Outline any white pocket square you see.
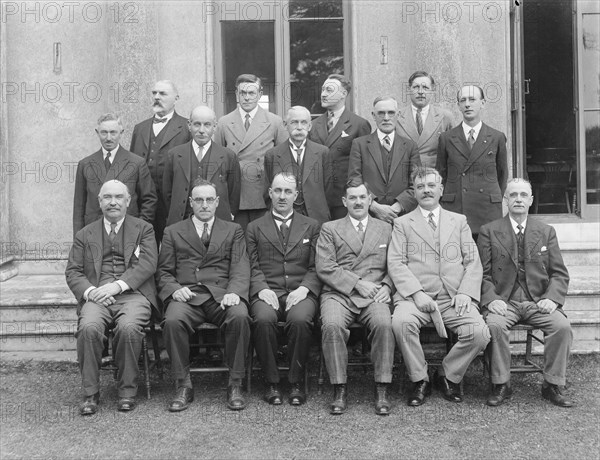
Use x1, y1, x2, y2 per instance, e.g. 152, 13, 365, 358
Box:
379, 244, 387, 248
303, 238, 310, 244
540, 246, 547, 252
134, 245, 141, 258
341, 131, 349, 138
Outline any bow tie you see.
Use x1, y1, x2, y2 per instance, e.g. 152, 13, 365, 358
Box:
153, 117, 167, 124
272, 214, 292, 223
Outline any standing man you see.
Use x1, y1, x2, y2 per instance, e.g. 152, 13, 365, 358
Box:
130, 80, 191, 243
66, 180, 159, 415
214, 74, 288, 230
388, 167, 489, 406
264, 106, 331, 224
158, 179, 251, 412
436, 85, 508, 239
163, 105, 240, 225
73, 113, 157, 235
309, 74, 372, 220
348, 96, 421, 224
246, 173, 321, 406
316, 181, 395, 416
397, 71, 454, 168
478, 178, 573, 407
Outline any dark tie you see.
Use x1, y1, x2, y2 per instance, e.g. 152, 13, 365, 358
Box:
327, 111, 335, 132
244, 113, 251, 131
104, 151, 112, 172
153, 117, 167, 124
517, 224, 524, 245
382, 135, 391, 152
200, 223, 210, 247
467, 129, 476, 149
428, 212, 437, 231
294, 147, 303, 166
416, 109, 423, 135
109, 222, 117, 244
357, 221, 365, 242
273, 214, 291, 241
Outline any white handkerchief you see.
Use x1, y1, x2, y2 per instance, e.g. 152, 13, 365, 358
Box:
303, 238, 310, 244
540, 246, 547, 252
379, 244, 387, 248
134, 245, 141, 258
341, 131, 349, 138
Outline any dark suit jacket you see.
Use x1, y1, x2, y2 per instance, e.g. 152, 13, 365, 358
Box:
163, 141, 241, 225
436, 123, 508, 234
65, 215, 159, 318
264, 140, 331, 223
309, 108, 372, 208
72, 146, 157, 235
478, 216, 569, 307
157, 217, 250, 306
348, 131, 421, 212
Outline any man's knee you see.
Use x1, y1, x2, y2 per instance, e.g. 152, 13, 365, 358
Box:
459, 321, 490, 349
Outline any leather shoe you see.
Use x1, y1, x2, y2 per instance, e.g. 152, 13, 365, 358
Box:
407, 380, 431, 406
487, 383, 513, 407
117, 397, 136, 412
227, 384, 246, 411
169, 387, 194, 412
288, 383, 306, 406
374, 383, 391, 415
542, 383, 574, 408
79, 392, 99, 416
264, 384, 282, 405
330, 384, 347, 415
435, 373, 463, 403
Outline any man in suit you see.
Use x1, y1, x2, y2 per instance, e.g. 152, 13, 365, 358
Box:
73, 113, 157, 236
309, 74, 372, 220
214, 74, 288, 230
478, 178, 573, 407
388, 167, 489, 406
66, 179, 159, 415
397, 71, 454, 168
130, 80, 191, 243
163, 105, 241, 225
264, 106, 331, 223
348, 96, 421, 224
158, 178, 251, 412
316, 181, 395, 416
436, 85, 508, 239
247, 173, 321, 406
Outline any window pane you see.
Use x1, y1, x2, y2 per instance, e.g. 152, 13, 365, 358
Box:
289, 0, 343, 19
584, 112, 600, 205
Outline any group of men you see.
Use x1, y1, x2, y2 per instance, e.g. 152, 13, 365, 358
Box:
66, 71, 574, 417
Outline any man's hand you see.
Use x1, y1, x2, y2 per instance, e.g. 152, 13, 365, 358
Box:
89, 283, 121, 306
220, 293, 240, 310
412, 290, 437, 313
355, 280, 381, 299
259, 289, 279, 310
285, 286, 309, 311
487, 299, 508, 316
451, 293, 473, 316
373, 285, 391, 304
537, 298, 557, 314
172, 287, 196, 303
369, 201, 397, 224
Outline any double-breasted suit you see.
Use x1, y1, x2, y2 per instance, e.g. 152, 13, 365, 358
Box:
436, 123, 508, 235
72, 146, 157, 235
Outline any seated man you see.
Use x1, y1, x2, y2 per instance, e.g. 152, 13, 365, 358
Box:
478, 178, 573, 407
66, 180, 159, 415
388, 167, 489, 406
247, 172, 321, 405
316, 181, 395, 415
158, 178, 251, 412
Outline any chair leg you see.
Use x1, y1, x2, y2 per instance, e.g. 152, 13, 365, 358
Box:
246, 343, 253, 394
525, 329, 533, 366
142, 336, 151, 400
317, 349, 325, 395
149, 324, 163, 380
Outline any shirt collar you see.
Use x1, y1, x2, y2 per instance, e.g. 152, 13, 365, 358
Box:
239, 106, 259, 121
348, 215, 368, 231
412, 104, 430, 120
102, 147, 119, 158
328, 106, 345, 119
509, 216, 527, 233
462, 121, 482, 139
272, 210, 293, 225
377, 129, 395, 143
289, 139, 307, 151
193, 140, 211, 156
155, 110, 174, 122
103, 217, 125, 234
192, 215, 215, 233
418, 205, 440, 220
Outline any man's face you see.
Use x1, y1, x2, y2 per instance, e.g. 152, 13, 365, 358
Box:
269, 175, 297, 216
190, 185, 219, 222
188, 108, 217, 147
342, 184, 372, 221
414, 173, 443, 211
95, 120, 123, 151
458, 86, 485, 124
236, 82, 262, 113
320, 78, 347, 110
409, 76, 434, 109
504, 181, 533, 217
98, 181, 131, 223
285, 108, 311, 144
372, 99, 399, 134
152, 81, 178, 116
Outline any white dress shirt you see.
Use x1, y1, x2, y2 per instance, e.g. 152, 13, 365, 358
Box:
462, 121, 483, 143
153, 109, 174, 135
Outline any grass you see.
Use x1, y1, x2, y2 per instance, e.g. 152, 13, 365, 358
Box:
0, 354, 599, 460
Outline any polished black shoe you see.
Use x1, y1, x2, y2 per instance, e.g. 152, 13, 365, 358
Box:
407, 380, 431, 407
117, 397, 137, 412
435, 373, 463, 403
487, 383, 513, 407
227, 384, 247, 411
288, 383, 306, 406
542, 383, 574, 408
79, 392, 99, 416
169, 387, 194, 412
330, 384, 347, 415
374, 383, 391, 415
264, 384, 283, 405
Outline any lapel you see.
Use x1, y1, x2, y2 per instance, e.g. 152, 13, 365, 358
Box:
122, 215, 138, 266
160, 112, 186, 149
205, 218, 229, 258
177, 217, 207, 258
206, 144, 226, 181
449, 125, 471, 161
91, 150, 106, 183
463, 123, 491, 171
398, 106, 419, 141
524, 218, 543, 261
494, 216, 518, 266
337, 216, 364, 259
352, 217, 382, 266
388, 131, 408, 178
312, 113, 329, 144
109, 147, 131, 181
419, 106, 441, 146
138, 119, 152, 150
325, 108, 351, 146
366, 134, 387, 181
175, 142, 194, 182
239, 107, 271, 152
409, 209, 437, 253
301, 142, 319, 185
285, 212, 309, 255
258, 213, 285, 255
88, 219, 104, 283
438, 209, 456, 252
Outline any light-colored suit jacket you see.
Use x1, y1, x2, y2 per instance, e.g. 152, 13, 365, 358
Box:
214, 106, 288, 210
316, 216, 393, 313
387, 207, 482, 304
397, 105, 454, 168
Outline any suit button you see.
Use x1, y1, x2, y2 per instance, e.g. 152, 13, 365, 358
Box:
479, 189, 484, 193
196, 268, 199, 271
462, 173, 465, 176
463, 188, 467, 192
285, 275, 289, 279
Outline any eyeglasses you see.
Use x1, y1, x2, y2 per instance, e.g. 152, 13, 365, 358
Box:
191, 197, 216, 205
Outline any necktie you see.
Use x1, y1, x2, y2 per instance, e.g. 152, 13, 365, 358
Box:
244, 113, 251, 131
294, 147, 303, 166
273, 214, 291, 241
327, 111, 335, 132
416, 109, 423, 135
197, 145, 204, 162
104, 151, 112, 172
382, 135, 391, 152
357, 221, 365, 242
467, 129, 476, 149
109, 222, 117, 244
516, 224, 524, 244
428, 212, 437, 231
153, 117, 167, 124
200, 223, 209, 247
